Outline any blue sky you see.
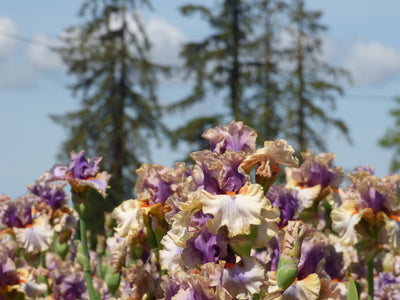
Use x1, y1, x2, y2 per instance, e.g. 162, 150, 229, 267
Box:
1, 1, 400, 198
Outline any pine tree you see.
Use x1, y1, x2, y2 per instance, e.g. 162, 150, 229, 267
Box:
280, 0, 351, 155
379, 97, 400, 172
52, 0, 169, 206
169, 0, 258, 150
241, 0, 287, 144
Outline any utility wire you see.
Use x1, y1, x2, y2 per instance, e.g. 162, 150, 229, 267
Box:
342, 95, 396, 100
0, 31, 398, 101
0, 30, 58, 50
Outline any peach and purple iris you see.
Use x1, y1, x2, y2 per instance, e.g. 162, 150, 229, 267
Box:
42, 150, 111, 197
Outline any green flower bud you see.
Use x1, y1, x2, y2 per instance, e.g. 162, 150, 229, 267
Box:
276, 256, 298, 290
106, 271, 121, 296
77, 252, 89, 268
54, 234, 69, 259
276, 221, 306, 290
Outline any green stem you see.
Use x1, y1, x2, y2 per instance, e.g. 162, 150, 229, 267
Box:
143, 214, 160, 259
40, 252, 50, 296
80, 218, 98, 300
367, 260, 374, 300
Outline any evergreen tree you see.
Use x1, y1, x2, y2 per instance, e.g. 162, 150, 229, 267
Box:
52, 0, 169, 206
241, 0, 287, 144
379, 97, 400, 172
169, 0, 258, 150
280, 0, 351, 155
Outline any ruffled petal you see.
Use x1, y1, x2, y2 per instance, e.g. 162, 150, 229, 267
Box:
201, 184, 268, 237
240, 140, 298, 177
222, 257, 265, 299
14, 215, 53, 253
331, 201, 362, 245
202, 121, 257, 154
296, 185, 321, 209
160, 232, 184, 271
283, 273, 320, 300
384, 216, 400, 252
112, 199, 144, 241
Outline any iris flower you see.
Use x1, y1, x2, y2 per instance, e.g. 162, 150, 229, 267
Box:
41, 150, 111, 198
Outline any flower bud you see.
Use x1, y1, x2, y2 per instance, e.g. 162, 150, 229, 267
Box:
276, 221, 306, 290
276, 257, 299, 290
106, 271, 121, 296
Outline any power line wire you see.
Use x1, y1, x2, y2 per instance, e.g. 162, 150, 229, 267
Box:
342, 95, 396, 100
0, 30, 58, 50
0, 31, 398, 101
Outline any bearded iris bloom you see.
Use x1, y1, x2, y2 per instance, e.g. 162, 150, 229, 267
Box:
331, 168, 400, 253
41, 150, 111, 198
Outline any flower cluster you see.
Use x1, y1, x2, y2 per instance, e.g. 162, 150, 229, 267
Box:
1, 121, 400, 299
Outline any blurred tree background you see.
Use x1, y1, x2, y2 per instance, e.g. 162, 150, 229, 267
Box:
52, 0, 170, 206
379, 97, 400, 172
53, 0, 352, 244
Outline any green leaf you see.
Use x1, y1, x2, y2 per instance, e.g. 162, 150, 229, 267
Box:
229, 235, 252, 257
347, 276, 360, 300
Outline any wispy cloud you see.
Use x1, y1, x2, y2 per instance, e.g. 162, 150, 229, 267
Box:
343, 39, 400, 86
27, 33, 63, 71
147, 17, 187, 65
0, 17, 18, 59
0, 18, 64, 90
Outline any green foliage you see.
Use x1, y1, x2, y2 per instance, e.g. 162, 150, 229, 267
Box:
379, 97, 400, 172
347, 275, 361, 300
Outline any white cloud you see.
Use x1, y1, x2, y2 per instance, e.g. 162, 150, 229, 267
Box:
27, 33, 63, 71
0, 17, 19, 59
146, 17, 187, 65
343, 40, 400, 86
107, 12, 187, 64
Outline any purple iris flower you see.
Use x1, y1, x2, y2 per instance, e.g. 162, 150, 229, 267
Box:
2, 204, 23, 228
43, 150, 111, 198
69, 151, 101, 180
304, 162, 335, 189
361, 186, 387, 214
375, 272, 400, 299
268, 236, 281, 271
190, 210, 213, 228
191, 150, 248, 195
324, 245, 344, 280
268, 185, 299, 228
202, 121, 257, 154
183, 228, 229, 267
163, 280, 181, 300
1, 198, 32, 228
57, 273, 88, 300
29, 183, 68, 211
355, 165, 375, 175
0, 257, 19, 288
297, 240, 325, 280
141, 174, 172, 206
